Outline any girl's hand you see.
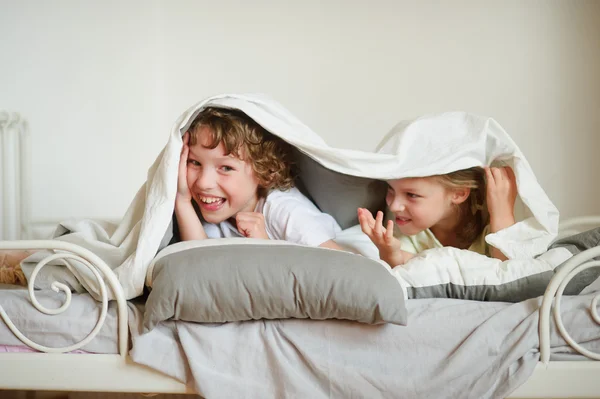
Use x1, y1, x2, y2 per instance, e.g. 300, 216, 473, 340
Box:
357, 208, 414, 267
485, 166, 517, 233
177, 132, 193, 202
236, 212, 270, 239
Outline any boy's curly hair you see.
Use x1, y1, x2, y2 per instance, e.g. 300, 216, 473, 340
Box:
187, 107, 296, 197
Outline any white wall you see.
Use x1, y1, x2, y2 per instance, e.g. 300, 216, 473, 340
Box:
1, 0, 599, 225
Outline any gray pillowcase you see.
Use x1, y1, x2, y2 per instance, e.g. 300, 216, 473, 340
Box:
405, 270, 556, 303
143, 243, 407, 332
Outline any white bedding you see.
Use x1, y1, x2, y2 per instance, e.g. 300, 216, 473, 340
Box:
27, 94, 557, 301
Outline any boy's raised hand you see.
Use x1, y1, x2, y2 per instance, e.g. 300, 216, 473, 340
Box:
236, 212, 270, 239
485, 166, 517, 233
357, 208, 413, 267
177, 132, 192, 202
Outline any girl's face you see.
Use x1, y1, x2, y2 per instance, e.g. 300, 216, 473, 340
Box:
386, 177, 461, 236
186, 126, 261, 224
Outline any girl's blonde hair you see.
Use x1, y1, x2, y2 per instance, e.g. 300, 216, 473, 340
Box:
434, 167, 489, 247
187, 107, 296, 197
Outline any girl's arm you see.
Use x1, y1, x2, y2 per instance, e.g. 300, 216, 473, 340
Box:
485, 166, 518, 261
176, 133, 207, 241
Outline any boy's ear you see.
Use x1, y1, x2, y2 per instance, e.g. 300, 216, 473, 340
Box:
450, 187, 471, 205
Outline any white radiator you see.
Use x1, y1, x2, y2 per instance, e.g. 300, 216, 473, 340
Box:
0, 111, 31, 240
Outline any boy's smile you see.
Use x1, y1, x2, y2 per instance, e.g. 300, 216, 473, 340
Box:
186, 126, 261, 224
197, 195, 226, 211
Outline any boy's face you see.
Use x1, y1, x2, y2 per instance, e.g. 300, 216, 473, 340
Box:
186, 126, 260, 224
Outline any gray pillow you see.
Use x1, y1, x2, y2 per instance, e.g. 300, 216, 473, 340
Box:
143, 242, 407, 331
293, 149, 388, 229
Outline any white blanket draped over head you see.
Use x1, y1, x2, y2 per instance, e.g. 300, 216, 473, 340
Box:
41, 93, 558, 300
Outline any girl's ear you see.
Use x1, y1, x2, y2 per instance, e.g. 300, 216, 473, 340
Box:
450, 187, 471, 205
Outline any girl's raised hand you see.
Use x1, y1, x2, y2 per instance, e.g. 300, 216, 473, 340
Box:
485, 166, 517, 232
358, 208, 394, 245
357, 208, 412, 267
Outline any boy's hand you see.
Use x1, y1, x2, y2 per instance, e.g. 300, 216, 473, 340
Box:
485, 166, 517, 233
177, 132, 193, 202
357, 208, 414, 267
236, 212, 270, 239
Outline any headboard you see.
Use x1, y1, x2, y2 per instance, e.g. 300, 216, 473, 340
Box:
0, 111, 31, 240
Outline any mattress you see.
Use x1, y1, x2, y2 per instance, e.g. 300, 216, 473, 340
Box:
0, 284, 139, 354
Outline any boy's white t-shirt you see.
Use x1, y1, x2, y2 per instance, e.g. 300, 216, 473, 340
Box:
201, 187, 341, 247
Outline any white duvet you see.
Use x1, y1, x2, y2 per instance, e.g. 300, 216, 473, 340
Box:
38, 93, 558, 300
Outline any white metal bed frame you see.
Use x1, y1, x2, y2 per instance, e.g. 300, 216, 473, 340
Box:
1, 221, 600, 398
1, 113, 599, 397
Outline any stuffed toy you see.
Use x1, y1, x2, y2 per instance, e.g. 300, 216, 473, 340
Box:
0, 250, 31, 286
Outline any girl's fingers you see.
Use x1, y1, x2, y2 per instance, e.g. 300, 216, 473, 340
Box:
491, 167, 503, 181
358, 211, 373, 235
500, 167, 509, 180
484, 167, 494, 186
505, 166, 516, 180
385, 220, 394, 242
507, 168, 518, 191
363, 209, 376, 229
357, 208, 365, 221
374, 211, 384, 236
505, 166, 517, 186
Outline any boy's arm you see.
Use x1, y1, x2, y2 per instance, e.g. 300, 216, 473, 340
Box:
176, 132, 207, 241
175, 198, 208, 240
318, 239, 347, 251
